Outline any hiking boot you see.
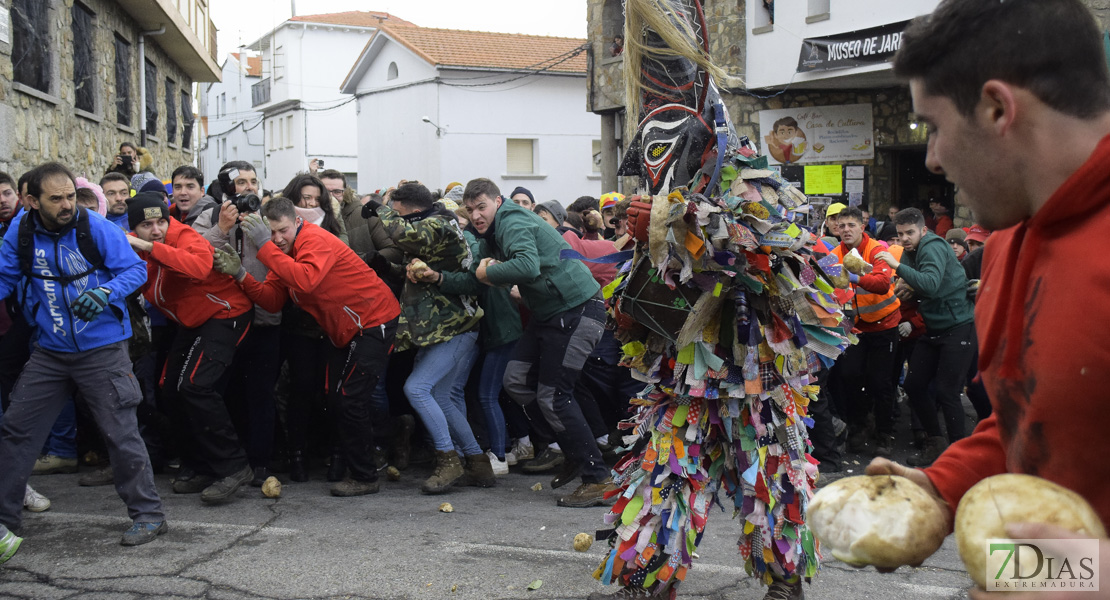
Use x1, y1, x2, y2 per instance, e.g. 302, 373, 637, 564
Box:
250, 466, 270, 487
326, 452, 347, 482
551, 460, 582, 490
486, 451, 509, 476
421, 450, 464, 494
505, 438, 534, 466
200, 465, 253, 504
172, 473, 216, 494
874, 434, 895, 458
0, 530, 22, 565
557, 480, 616, 508
23, 486, 50, 512
392, 415, 415, 470
522, 447, 564, 473
120, 521, 167, 546
907, 436, 949, 467
330, 478, 380, 497
763, 578, 804, 600
289, 451, 309, 483
31, 455, 78, 475
456, 453, 496, 488
78, 466, 114, 487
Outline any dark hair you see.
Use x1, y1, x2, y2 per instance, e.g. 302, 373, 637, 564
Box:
363, 192, 383, 205
119, 142, 138, 153
26, 162, 76, 199
567, 195, 598, 214
893, 207, 926, 228
772, 116, 799, 131
564, 211, 584, 231
894, 0, 1110, 118
280, 174, 342, 237
219, 160, 255, 174
391, 182, 434, 211
171, 165, 204, 188
99, 172, 130, 189
261, 196, 297, 222
462, 178, 501, 203
17, 171, 30, 195
0, 171, 14, 190
75, 188, 98, 207
839, 207, 865, 224
318, 169, 346, 187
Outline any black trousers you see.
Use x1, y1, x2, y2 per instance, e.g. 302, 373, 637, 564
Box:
837, 326, 900, 436
224, 324, 282, 468
281, 332, 332, 453
327, 319, 397, 483
905, 322, 977, 442
164, 313, 252, 478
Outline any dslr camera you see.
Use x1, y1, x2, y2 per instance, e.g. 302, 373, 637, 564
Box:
218, 167, 261, 214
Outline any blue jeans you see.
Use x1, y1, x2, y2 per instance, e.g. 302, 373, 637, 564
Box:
478, 342, 514, 459
404, 332, 481, 455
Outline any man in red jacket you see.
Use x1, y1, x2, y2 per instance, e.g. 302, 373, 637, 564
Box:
214, 197, 400, 497
126, 192, 255, 505
866, 0, 1110, 592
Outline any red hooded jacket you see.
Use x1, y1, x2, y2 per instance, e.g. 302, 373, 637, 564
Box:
925, 133, 1110, 527
135, 219, 252, 328
238, 222, 400, 347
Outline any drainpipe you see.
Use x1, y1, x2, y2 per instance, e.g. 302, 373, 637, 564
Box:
138, 26, 167, 146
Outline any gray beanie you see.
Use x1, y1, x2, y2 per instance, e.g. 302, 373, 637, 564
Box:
537, 200, 567, 226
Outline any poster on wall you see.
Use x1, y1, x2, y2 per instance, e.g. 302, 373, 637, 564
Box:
758, 103, 874, 165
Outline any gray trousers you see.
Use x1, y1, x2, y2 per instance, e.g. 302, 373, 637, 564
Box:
0, 341, 164, 532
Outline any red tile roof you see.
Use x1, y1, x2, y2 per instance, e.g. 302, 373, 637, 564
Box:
380, 26, 587, 74
290, 11, 415, 28
230, 53, 263, 77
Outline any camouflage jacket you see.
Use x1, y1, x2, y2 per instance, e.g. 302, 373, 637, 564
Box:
377, 205, 483, 351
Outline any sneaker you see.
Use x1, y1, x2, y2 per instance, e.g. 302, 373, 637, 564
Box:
763, 579, 804, 600
200, 465, 253, 504
172, 473, 215, 494
330, 478, 380, 497
31, 455, 78, 475
551, 460, 582, 489
557, 480, 617, 508
505, 439, 534, 466
79, 466, 115, 487
0, 530, 22, 565
23, 486, 50, 512
120, 521, 167, 546
521, 447, 564, 473
486, 451, 509, 476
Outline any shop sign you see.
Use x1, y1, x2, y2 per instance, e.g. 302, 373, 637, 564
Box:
798, 20, 911, 72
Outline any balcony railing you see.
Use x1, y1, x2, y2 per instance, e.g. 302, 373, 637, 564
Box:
252, 78, 271, 107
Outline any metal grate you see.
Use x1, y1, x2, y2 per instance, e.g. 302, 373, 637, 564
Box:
72, 3, 95, 112
12, 0, 51, 93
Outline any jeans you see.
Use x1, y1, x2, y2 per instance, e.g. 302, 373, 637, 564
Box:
478, 342, 515, 459
403, 332, 482, 456
905, 322, 977, 442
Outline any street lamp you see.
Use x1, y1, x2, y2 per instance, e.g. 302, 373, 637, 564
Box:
421, 116, 444, 137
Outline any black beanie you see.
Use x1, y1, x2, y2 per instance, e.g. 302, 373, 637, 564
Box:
509, 186, 534, 204
128, 191, 169, 230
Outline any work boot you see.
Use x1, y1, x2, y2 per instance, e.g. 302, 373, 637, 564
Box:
172, 473, 216, 494
31, 455, 78, 475
330, 478, 380, 497
78, 466, 114, 487
456, 453, 496, 488
906, 436, 949, 467
200, 465, 253, 504
763, 578, 804, 600
551, 460, 582, 489
522, 446, 564, 473
288, 451, 308, 482
326, 452, 347, 482
557, 480, 616, 508
421, 450, 464, 494
392, 414, 415, 470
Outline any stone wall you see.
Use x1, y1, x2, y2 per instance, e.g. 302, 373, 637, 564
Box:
0, 0, 195, 182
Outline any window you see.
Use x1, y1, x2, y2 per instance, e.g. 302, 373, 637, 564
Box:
267, 120, 274, 151
274, 45, 285, 79
165, 78, 177, 143
753, 0, 774, 32
12, 0, 52, 94
507, 139, 535, 174
285, 114, 293, 148
181, 89, 193, 149
807, 0, 830, 22
145, 60, 158, 136
221, 137, 227, 160
218, 92, 225, 118
276, 118, 284, 151
114, 35, 132, 125
387, 62, 398, 80
72, 3, 95, 113
592, 140, 602, 173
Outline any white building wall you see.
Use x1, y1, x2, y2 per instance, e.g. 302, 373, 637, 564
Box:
200, 56, 264, 185
745, 0, 940, 89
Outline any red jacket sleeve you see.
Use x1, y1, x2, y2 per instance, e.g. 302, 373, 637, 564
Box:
256, 235, 336, 294
855, 244, 894, 295
923, 413, 1009, 528
145, 231, 214, 282
237, 271, 288, 314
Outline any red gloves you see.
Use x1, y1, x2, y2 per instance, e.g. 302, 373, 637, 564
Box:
626, 196, 653, 243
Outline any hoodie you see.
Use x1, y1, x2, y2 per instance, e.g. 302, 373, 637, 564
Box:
925, 133, 1110, 527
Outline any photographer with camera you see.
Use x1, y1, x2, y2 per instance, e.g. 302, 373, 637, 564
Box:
191, 161, 282, 486
105, 142, 150, 179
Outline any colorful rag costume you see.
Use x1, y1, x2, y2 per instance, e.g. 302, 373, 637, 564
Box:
591, 0, 853, 596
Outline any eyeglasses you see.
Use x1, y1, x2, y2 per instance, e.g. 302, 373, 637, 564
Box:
327, 188, 344, 197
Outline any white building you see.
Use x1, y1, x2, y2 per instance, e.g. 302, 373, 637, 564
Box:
199, 52, 264, 182
340, 25, 601, 200
246, 11, 416, 192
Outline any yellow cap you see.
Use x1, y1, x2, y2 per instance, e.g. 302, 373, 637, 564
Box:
826, 202, 847, 218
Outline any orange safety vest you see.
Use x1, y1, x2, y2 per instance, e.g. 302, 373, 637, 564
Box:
832, 237, 901, 323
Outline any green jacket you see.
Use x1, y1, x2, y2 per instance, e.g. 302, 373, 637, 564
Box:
441, 200, 599, 321
462, 230, 523, 349
897, 231, 974, 332
377, 205, 482, 351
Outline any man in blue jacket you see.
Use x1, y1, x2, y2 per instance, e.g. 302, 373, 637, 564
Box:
0, 162, 166, 547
